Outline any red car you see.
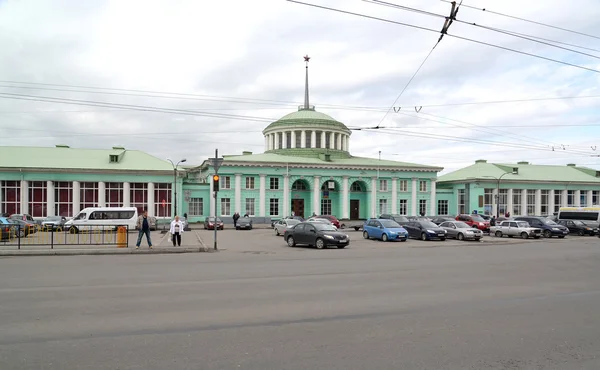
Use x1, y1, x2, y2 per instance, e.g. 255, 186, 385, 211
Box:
316, 215, 342, 229
456, 214, 490, 232
204, 217, 224, 230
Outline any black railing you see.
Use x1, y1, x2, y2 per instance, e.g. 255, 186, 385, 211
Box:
0, 224, 130, 249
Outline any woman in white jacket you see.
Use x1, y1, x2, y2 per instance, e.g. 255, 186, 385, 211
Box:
169, 215, 185, 247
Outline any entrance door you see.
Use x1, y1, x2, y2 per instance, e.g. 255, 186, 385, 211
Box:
291, 199, 305, 218
350, 200, 360, 219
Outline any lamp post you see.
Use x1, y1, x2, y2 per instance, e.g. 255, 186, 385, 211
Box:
481, 171, 516, 217
167, 158, 187, 217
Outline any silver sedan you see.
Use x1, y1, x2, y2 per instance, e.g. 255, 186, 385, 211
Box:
439, 221, 483, 241
274, 218, 301, 236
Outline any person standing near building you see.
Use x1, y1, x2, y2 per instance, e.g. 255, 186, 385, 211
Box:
136, 210, 152, 249
233, 212, 240, 228
170, 215, 185, 247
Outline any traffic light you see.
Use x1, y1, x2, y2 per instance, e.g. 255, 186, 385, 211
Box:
212, 174, 220, 192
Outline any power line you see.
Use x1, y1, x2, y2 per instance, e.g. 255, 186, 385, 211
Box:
286, 0, 600, 74
440, 0, 600, 41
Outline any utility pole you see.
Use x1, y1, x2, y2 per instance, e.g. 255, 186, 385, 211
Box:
210, 149, 223, 251
167, 158, 187, 217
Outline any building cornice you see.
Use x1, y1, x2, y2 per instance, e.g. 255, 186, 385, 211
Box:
439, 178, 600, 186
207, 161, 441, 173
0, 167, 176, 176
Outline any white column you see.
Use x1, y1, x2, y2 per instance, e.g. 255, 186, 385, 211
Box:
259, 174, 266, 217
320, 131, 326, 149
342, 176, 349, 219
235, 174, 242, 214
492, 188, 498, 217
147, 182, 155, 216
345, 135, 350, 151
269, 134, 273, 150
123, 182, 131, 207
507, 189, 513, 215
98, 181, 106, 208
283, 175, 290, 217
574, 190, 581, 207
313, 176, 321, 215
411, 178, 417, 216
429, 179, 437, 216
301, 130, 306, 148
535, 189, 542, 215
282, 131, 287, 149
291, 131, 296, 149
561, 189, 568, 207
521, 189, 528, 215
391, 178, 398, 214
0, 181, 2, 214
549, 189, 555, 214
337, 133, 342, 150
371, 177, 377, 218
264, 136, 268, 151
46, 181, 55, 217
209, 176, 215, 217
20, 180, 29, 214
311, 131, 317, 148
72, 181, 81, 215
587, 190, 593, 207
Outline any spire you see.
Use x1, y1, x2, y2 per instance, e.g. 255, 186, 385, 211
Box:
302, 55, 312, 111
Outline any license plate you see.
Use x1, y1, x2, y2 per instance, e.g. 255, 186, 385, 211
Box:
438, 234, 444, 237
563, 231, 568, 234
340, 238, 347, 242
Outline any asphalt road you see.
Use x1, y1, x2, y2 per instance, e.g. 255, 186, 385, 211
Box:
0, 235, 599, 369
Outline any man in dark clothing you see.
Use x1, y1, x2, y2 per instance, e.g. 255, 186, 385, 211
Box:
232, 212, 240, 228
490, 216, 496, 227
136, 210, 152, 249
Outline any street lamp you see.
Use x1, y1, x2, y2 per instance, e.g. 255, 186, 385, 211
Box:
481, 171, 517, 217
167, 158, 187, 217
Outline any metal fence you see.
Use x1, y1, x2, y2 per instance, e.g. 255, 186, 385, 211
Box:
0, 224, 130, 249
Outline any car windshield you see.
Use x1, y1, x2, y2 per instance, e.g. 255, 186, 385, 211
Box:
454, 222, 470, 228
471, 215, 485, 222
380, 220, 401, 228
517, 221, 529, 227
313, 223, 337, 231
572, 220, 584, 226
419, 221, 439, 228
287, 219, 300, 225
46, 216, 61, 220
542, 219, 557, 225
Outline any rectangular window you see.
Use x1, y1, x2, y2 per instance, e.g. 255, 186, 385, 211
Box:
105, 182, 123, 208
379, 179, 388, 192
1, 180, 20, 215
398, 180, 408, 192
554, 190, 563, 213
295, 131, 302, 148
269, 177, 279, 190
29, 181, 47, 218
320, 199, 332, 215
541, 190, 549, 215
80, 182, 98, 210
498, 189, 508, 215
458, 189, 466, 214
315, 131, 322, 148
269, 198, 279, 216
130, 183, 148, 214
378, 199, 387, 215
325, 132, 331, 149
593, 191, 599, 206
567, 190, 575, 206
484, 188, 494, 214
419, 180, 427, 192
245, 177, 255, 189
278, 133, 283, 149
220, 198, 231, 216
245, 198, 255, 216
512, 189, 522, 216
437, 200, 449, 215
154, 183, 172, 217
188, 198, 203, 216
54, 181, 73, 217
419, 199, 427, 216
580, 191, 587, 206
305, 131, 312, 148
221, 176, 231, 189
399, 199, 408, 215
527, 190, 535, 215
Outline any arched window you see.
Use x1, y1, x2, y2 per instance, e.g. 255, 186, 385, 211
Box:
350, 182, 363, 192
292, 181, 308, 191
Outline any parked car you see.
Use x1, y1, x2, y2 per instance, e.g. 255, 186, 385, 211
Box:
456, 214, 490, 232
283, 222, 349, 249
362, 218, 408, 242
236, 216, 253, 230
490, 220, 542, 239
556, 220, 597, 236
478, 214, 492, 221
204, 217, 224, 230
407, 216, 431, 222
41, 216, 67, 231
431, 216, 455, 225
10, 213, 42, 228
315, 215, 342, 229
179, 217, 189, 231
514, 216, 569, 238
439, 221, 483, 241
271, 216, 304, 228
306, 217, 337, 230
403, 220, 447, 241
0, 217, 16, 240
9, 218, 37, 236
379, 214, 410, 226
274, 218, 301, 236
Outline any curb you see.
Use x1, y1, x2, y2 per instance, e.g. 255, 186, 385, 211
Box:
0, 247, 216, 257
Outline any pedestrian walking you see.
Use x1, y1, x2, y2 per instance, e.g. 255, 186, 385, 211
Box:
490, 215, 496, 227
170, 215, 185, 247
233, 212, 240, 228
136, 210, 152, 249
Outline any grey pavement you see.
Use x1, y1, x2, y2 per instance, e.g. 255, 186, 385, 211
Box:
0, 234, 599, 369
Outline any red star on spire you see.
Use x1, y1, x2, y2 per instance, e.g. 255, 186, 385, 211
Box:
303, 55, 310, 62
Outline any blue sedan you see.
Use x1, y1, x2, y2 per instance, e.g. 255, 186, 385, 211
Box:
362, 218, 408, 242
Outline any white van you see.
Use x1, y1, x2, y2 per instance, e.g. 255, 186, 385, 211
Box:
64, 207, 138, 233
558, 206, 600, 223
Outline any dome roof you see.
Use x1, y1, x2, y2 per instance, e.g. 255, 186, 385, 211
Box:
263, 108, 350, 133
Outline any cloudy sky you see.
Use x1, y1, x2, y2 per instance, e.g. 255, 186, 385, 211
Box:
1, 0, 599, 174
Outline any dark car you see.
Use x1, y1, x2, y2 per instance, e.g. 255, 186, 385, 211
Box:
236, 216, 253, 230
0, 217, 16, 240
403, 220, 447, 241
515, 216, 569, 238
284, 222, 349, 249
41, 216, 67, 231
204, 217, 224, 230
431, 216, 455, 225
379, 214, 410, 225
9, 218, 37, 236
557, 220, 597, 236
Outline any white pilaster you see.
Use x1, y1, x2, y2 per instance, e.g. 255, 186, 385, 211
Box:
123, 182, 131, 207
391, 178, 398, 214
342, 176, 349, 219
291, 131, 296, 149
259, 174, 266, 217
72, 181, 81, 215
521, 189, 528, 215
313, 176, 321, 215
235, 174, 242, 214
507, 189, 513, 216
20, 180, 29, 214
492, 188, 498, 217
371, 177, 377, 218
411, 178, 417, 216
535, 189, 542, 216
429, 179, 437, 216
283, 175, 290, 217
320, 131, 326, 149
147, 182, 155, 217
574, 190, 581, 207
209, 176, 215, 217
282, 131, 288, 149
98, 181, 106, 208
549, 189, 555, 214
46, 181, 55, 217
301, 130, 306, 148
587, 190, 593, 207
562, 189, 568, 207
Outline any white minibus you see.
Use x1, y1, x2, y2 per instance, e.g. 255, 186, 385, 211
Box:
557, 207, 600, 223
64, 207, 138, 233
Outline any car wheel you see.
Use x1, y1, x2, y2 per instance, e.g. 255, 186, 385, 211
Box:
520, 232, 529, 239
457, 233, 464, 241
275, 228, 280, 236
354, 227, 360, 231
542, 230, 551, 238
315, 238, 325, 249
362, 231, 369, 239
421, 232, 427, 241
69, 226, 79, 234
495, 231, 503, 238
340, 224, 345, 229
286, 236, 296, 247
19, 229, 25, 238
578, 230, 585, 236
382, 234, 388, 242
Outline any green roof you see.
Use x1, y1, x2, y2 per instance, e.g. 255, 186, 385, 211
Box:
263, 109, 350, 132
438, 160, 600, 183
0, 146, 174, 171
